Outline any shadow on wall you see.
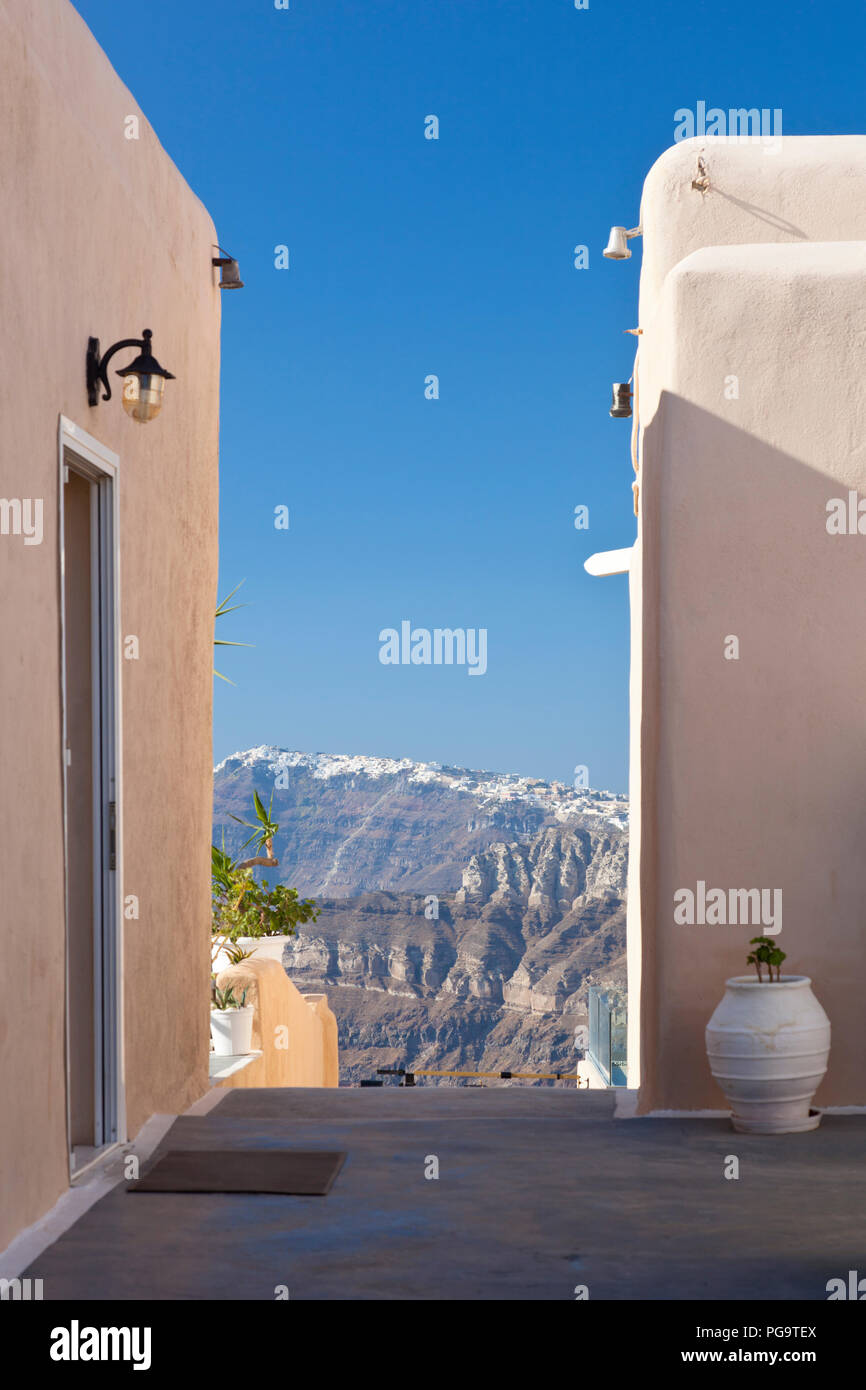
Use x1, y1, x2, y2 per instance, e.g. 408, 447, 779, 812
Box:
637, 395, 866, 1111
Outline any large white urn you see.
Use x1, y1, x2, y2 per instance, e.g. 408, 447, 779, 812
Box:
705, 976, 830, 1134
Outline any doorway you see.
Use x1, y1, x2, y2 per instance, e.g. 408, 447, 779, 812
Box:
59, 418, 123, 1174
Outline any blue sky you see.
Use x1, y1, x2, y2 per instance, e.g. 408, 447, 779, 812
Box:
76, 0, 866, 793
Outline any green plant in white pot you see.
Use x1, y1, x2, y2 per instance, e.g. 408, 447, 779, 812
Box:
211, 790, 319, 972
705, 938, 830, 1134
210, 984, 254, 1057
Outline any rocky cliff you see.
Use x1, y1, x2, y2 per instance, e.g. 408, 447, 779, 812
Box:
213, 748, 628, 1083
214, 747, 627, 895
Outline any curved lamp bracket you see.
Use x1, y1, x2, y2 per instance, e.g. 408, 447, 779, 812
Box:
86, 328, 175, 407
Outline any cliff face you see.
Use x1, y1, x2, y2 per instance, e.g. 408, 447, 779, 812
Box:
214, 747, 626, 893
213, 748, 628, 1083
283, 827, 627, 1083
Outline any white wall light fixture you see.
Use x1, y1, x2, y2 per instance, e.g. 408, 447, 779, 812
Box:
603, 225, 642, 260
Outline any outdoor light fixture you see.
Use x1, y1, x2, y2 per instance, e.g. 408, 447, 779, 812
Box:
212, 246, 244, 289
603, 225, 642, 260
610, 382, 633, 418
86, 329, 176, 423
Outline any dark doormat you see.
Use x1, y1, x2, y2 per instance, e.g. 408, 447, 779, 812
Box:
127, 1149, 346, 1195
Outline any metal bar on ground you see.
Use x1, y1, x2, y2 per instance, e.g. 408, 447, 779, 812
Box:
376, 1068, 578, 1080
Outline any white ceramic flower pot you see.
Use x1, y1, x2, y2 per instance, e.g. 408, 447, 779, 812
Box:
211, 935, 292, 973
210, 1004, 254, 1057
705, 975, 830, 1134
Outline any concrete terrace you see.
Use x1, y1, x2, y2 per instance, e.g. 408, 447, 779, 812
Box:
25, 1088, 866, 1301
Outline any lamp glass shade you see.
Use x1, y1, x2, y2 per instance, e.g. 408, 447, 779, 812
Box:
603, 226, 631, 260
121, 372, 166, 423
219, 260, 244, 288
609, 383, 632, 418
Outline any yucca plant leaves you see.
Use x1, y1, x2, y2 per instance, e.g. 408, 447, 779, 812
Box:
214, 579, 253, 682
230, 789, 279, 853
215, 579, 248, 619
211, 796, 320, 961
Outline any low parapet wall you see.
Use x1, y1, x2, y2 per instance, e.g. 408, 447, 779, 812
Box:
214, 958, 339, 1088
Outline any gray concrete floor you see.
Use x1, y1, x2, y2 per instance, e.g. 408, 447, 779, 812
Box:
26, 1088, 866, 1300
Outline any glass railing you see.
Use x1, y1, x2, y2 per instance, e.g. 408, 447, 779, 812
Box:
588, 986, 628, 1086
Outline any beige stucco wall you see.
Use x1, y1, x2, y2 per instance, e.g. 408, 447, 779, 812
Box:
630, 137, 866, 1110
0, 0, 220, 1247
214, 961, 340, 1088
638, 136, 866, 324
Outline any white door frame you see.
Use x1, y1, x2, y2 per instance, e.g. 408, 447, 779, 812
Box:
58, 415, 126, 1166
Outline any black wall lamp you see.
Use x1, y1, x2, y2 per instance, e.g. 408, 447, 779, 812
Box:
212, 246, 244, 289
86, 328, 176, 423
610, 382, 633, 418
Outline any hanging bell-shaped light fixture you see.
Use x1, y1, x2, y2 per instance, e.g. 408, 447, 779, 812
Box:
86, 328, 176, 423
212, 246, 245, 289
603, 225, 642, 260
609, 382, 633, 418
